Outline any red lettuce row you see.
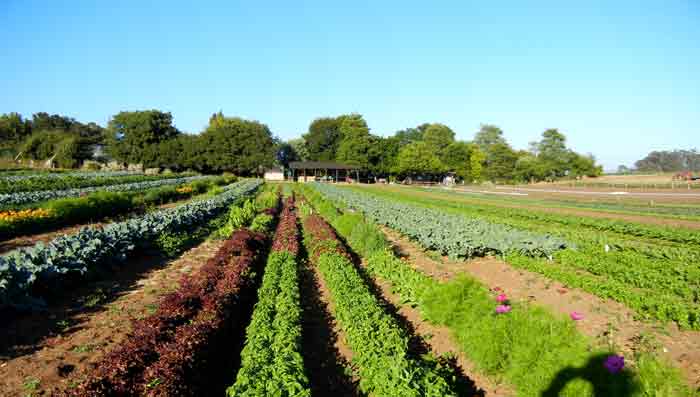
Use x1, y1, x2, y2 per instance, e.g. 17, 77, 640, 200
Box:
67, 229, 267, 396
270, 196, 299, 255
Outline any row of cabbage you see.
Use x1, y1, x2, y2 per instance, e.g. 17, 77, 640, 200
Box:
0, 170, 143, 182
0, 175, 209, 206
0, 179, 262, 307
312, 183, 568, 259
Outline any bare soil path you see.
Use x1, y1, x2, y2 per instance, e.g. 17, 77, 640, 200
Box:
299, 257, 360, 396
380, 226, 700, 389
0, 238, 227, 396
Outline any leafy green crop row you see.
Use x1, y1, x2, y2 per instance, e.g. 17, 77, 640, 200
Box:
227, 251, 309, 397
228, 197, 310, 397
349, 186, 700, 329
301, 183, 695, 397
300, 208, 459, 397
312, 183, 568, 259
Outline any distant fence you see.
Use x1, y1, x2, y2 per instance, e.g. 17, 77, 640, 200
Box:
556, 180, 700, 190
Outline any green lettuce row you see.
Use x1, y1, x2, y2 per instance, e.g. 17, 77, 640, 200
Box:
312, 183, 568, 259
0, 180, 261, 307
227, 251, 310, 397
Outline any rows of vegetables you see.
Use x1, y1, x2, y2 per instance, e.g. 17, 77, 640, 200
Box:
0, 175, 212, 207
0, 171, 178, 195
299, 202, 460, 397
0, 170, 141, 181
0, 177, 231, 242
227, 196, 310, 396
301, 183, 694, 397
349, 185, 700, 330
0, 179, 262, 308
68, 209, 275, 396
312, 183, 568, 259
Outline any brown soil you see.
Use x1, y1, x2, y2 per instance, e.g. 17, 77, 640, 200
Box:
358, 259, 511, 397
380, 226, 700, 389
299, 258, 360, 396
0, 238, 227, 396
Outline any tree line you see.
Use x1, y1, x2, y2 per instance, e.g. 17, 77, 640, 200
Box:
620, 149, 700, 174
1, 110, 601, 181
283, 114, 601, 182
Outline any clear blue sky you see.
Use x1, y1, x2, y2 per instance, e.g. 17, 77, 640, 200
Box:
2, 0, 698, 169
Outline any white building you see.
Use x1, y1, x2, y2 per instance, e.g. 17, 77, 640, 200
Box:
264, 167, 285, 181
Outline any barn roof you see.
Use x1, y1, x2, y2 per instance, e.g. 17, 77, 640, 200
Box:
288, 161, 357, 170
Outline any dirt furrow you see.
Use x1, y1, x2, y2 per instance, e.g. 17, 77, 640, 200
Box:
299, 257, 360, 396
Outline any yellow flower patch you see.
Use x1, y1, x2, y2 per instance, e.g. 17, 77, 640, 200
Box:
176, 186, 194, 194
0, 208, 53, 223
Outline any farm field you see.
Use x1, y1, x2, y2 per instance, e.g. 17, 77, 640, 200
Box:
1, 178, 698, 396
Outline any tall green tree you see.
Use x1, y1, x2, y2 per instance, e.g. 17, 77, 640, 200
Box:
485, 142, 518, 181
393, 141, 444, 177
422, 123, 455, 159
0, 113, 31, 152
106, 110, 180, 165
442, 141, 474, 180
336, 114, 375, 169
474, 124, 507, 151
198, 115, 275, 174
303, 117, 343, 161
288, 138, 309, 162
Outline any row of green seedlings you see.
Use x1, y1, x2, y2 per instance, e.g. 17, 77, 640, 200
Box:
347, 186, 700, 330
300, 184, 695, 397
65, 199, 279, 396
227, 196, 311, 396
299, 199, 460, 397
0, 175, 235, 241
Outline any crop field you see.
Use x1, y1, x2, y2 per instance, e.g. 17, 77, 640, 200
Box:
0, 174, 698, 396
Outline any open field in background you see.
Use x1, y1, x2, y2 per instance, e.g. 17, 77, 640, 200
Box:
525, 173, 700, 190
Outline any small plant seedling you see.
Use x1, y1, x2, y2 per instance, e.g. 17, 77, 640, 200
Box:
72, 343, 95, 353
23, 377, 40, 393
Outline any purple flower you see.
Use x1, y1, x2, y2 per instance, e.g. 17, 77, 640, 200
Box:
496, 294, 508, 303
604, 355, 625, 374
495, 305, 511, 314
570, 311, 584, 321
